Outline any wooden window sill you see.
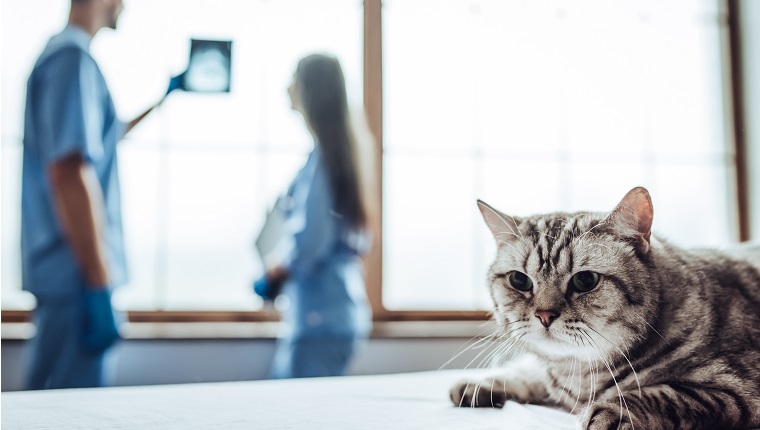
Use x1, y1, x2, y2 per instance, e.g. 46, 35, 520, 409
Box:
1, 319, 496, 341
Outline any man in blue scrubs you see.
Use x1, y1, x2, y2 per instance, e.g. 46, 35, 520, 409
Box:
22, 0, 168, 389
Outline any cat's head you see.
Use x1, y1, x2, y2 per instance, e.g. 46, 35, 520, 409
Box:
479, 187, 659, 361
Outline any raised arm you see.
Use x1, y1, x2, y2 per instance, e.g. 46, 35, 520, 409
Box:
123, 72, 186, 137
123, 99, 163, 136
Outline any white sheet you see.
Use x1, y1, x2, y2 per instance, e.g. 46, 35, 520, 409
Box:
1, 370, 578, 430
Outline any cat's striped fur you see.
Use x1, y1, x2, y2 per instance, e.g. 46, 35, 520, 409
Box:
450, 187, 760, 430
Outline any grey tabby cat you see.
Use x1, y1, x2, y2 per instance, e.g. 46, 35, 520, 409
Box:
450, 187, 760, 429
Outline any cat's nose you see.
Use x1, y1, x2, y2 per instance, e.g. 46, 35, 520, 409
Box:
535, 310, 559, 328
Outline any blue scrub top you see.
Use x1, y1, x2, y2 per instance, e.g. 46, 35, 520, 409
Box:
21, 25, 127, 299
280, 145, 372, 338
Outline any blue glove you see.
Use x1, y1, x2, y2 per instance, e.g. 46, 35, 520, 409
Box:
166, 71, 186, 95
82, 288, 120, 353
253, 276, 274, 302
253, 276, 282, 302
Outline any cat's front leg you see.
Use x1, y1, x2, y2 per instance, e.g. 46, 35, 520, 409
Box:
449, 354, 549, 408
579, 398, 640, 430
580, 384, 754, 430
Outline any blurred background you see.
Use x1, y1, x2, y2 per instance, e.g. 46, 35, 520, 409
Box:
2, 0, 759, 390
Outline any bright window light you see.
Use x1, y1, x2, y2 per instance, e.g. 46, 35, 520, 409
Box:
382, 0, 735, 310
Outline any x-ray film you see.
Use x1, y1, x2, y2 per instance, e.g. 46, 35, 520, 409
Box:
184, 39, 232, 92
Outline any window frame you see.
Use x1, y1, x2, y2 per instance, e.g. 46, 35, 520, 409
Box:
1, 0, 749, 325
368, 0, 750, 322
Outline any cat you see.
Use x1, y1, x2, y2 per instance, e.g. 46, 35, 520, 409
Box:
450, 187, 760, 430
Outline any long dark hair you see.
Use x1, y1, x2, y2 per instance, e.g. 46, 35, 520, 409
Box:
295, 54, 367, 228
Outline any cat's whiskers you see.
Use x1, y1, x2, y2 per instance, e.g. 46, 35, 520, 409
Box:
584, 323, 642, 398
576, 329, 597, 413
462, 332, 528, 408
438, 325, 505, 370
581, 330, 625, 426
477, 337, 512, 370
489, 377, 498, 409
571, 327, 596, 415
487, 332, 527, 369
499, 333, 528, 401
459, 337, 507, 372
459, 380, 474, 407
572, 354, 584, 415
501, 334, 529, 371
580, 338, 597, 421
577, 331, 601, 422
438, 336, 494, 370
558, 354, 578, 406
581, 329, 635, 430
472, 382, 482, 408
641, 318, 671, 346
458, 326, 526, 373
569, 357, 582, 412
502, 319, 530, 327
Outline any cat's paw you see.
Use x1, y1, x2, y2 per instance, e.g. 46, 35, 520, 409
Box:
449, 379, 509, 408
580, 402, 639, 430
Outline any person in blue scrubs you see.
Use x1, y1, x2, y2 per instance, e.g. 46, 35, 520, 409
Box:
254, 54, 373, 379
22, 0, 174, 390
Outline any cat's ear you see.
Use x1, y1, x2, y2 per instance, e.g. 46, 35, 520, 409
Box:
604, 187, 653, 254
478, 200, 522, 245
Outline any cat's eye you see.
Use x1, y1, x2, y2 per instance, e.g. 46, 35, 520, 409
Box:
571, 271, 600, 293
508, 271, 533, 291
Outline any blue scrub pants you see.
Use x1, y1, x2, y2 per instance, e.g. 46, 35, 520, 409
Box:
270, 336, 360, 379
25, 295, 108, 389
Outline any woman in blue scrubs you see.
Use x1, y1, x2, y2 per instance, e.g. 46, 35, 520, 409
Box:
256, 54, 372, 379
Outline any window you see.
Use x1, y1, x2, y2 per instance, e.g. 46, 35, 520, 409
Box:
0, 0, 744, 319
0, 0, 363, 311
382, 0, 737, 310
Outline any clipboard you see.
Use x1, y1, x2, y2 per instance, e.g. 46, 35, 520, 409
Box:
255, 197, 294, 270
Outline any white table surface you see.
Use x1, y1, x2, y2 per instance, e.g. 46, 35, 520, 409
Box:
2, 369, 578, 430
